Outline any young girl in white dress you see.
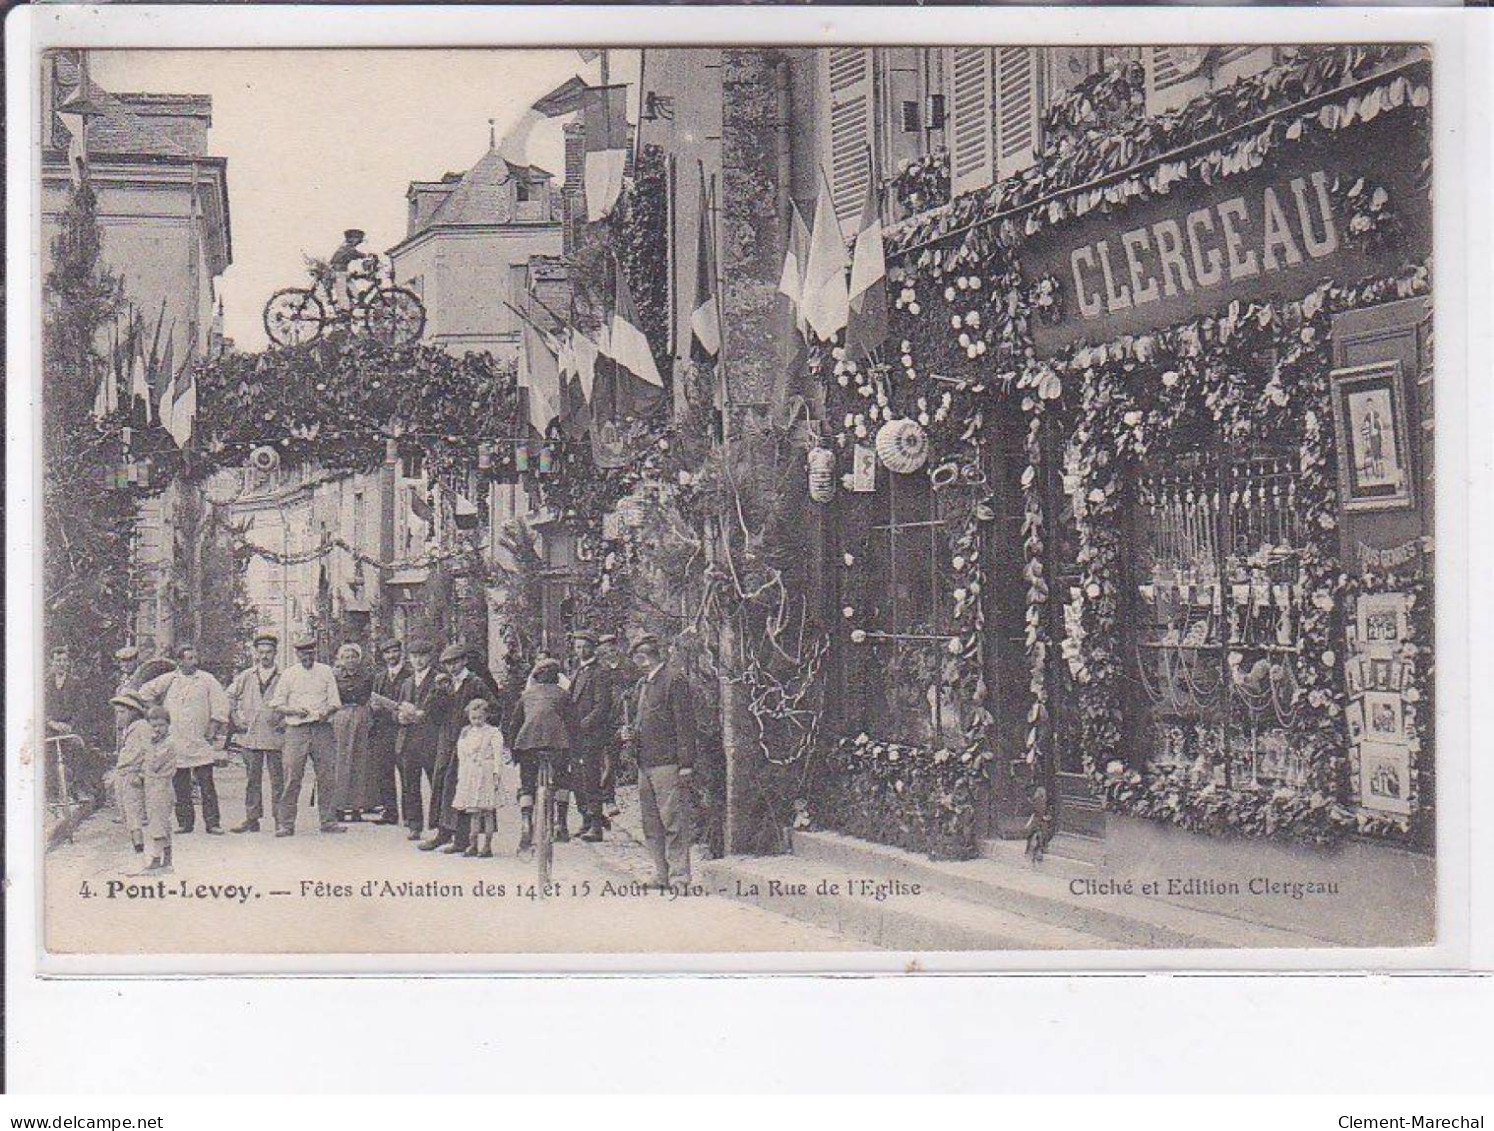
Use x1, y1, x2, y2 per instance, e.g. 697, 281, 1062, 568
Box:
452, 697, 505, 858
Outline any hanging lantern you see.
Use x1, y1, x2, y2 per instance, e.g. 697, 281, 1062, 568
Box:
515, 443, 531, 472
478, 442, 493, 471
874, 418, 930, 475
537, 444, 555, 475
807, 445, 836, 503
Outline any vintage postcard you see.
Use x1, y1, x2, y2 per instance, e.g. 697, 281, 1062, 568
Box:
23, 29, 1459, 969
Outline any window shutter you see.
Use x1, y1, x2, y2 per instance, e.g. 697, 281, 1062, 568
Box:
995, 47, 1040, 180
822, 47, 874, 225
947, 47, 994, 197
1144, 46, 1209, 115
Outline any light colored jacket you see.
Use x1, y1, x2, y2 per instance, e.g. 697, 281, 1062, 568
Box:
228, 665, 286, 751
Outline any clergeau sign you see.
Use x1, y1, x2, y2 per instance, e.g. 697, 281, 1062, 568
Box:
1023, 118, 1430, 356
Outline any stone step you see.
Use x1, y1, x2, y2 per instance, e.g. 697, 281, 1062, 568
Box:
698, 853, 1119, 953
790, 830, 1337, 951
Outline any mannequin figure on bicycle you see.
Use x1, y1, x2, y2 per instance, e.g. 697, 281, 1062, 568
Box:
328, 228, 371, 312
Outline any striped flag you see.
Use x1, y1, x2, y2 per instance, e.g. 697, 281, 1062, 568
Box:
845, 176, 889, 362
689, 168, 721, 362
800, 176, 850, 343
581, 84, 629, 222
777, 200, 811, 340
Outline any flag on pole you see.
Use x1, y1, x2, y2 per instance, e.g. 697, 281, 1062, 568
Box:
92, 363, 118, 420
166, 355, 196, 448
581, 84, 629, 222
689, 168, 721, 361
130, 327, 153, 426
777, 200, 811, 340
519, 314, 564, 435
603, 260, 665, 390
800, 175, 850, 343
845, 175, 889, 362
54, 53, 101, 186
570, 329, 600, 402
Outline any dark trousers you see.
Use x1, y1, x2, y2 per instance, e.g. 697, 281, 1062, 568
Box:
172, 764, 221, 831
431, 745, 470, 846
241, 747, 285, 823
515, 751, 572, 801
396, 745, 435, 831
599, 743, 618, 805
573, 743, 602, 817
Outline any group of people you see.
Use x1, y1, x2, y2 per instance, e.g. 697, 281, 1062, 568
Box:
47, 625, 701, 889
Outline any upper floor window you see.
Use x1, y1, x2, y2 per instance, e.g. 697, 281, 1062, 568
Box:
1143, 45, 1277, 116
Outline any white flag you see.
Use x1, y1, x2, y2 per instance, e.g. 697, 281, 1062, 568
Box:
800, 178, 850, 342
584, 149, 627, 222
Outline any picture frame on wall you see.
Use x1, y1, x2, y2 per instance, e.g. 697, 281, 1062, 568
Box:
1359, 741, 1413, 816
1363, 690, 1407, 745
1330, 359, 1415, 513
1357, 591, 1409, 655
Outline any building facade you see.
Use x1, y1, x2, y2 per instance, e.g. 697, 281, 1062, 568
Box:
604, 44, 1434, 858
40, 50, 232, 651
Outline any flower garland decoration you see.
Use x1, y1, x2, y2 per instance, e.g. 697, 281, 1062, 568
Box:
1061, 263, 1431, 843
892, 151, 951, 216
886, 45, 1427, 257
190, 334, 525, 487
816, 733, 995, 860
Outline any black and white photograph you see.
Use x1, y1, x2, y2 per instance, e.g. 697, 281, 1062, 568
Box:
27, 36, 1445, 963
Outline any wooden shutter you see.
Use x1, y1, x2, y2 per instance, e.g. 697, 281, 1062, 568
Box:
1144, 46, 1209, 115
947, 47, 994, 197
995, 47, 1040, 180
822, 48, 874, 225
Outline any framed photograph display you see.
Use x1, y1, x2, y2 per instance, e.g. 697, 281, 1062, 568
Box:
1357, 592, 1410, 655
1359, 742, 1413, 817
1330, 360, 1415, 512
1363, 691, 1407, 745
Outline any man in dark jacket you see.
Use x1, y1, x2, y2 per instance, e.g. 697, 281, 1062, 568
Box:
567, 630, 615, 842
396, 637, 445, 842
422, 642, 501, 854
507, 657, 576, 853
623, 634, 696, 889
369, 638, 411, 826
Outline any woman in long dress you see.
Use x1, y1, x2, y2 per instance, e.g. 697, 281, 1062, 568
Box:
331, 643, 376, 821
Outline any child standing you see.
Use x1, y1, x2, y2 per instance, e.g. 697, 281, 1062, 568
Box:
451, 698, 504, 858
141, 706, 180, 873
111, 691, 152, 856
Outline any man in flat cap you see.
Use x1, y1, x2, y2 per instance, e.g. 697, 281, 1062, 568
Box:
394, 636, 444, 841
623, 633, 697, 889
421, 642, 504, 853
226, 631, 285, 833
567, 629, 615, 842
267, 632, 344, 835
368, 637, 410, 826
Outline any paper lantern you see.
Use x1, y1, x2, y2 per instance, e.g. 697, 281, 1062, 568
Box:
874, 418, 929, 475
807, 446, 836, 503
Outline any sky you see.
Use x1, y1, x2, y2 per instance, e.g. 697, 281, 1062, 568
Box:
92, 49, 641, 351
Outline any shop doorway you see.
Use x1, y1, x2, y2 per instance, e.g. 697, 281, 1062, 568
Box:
981, 408, 1103, 842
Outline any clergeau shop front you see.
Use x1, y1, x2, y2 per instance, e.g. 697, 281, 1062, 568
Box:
808, 49, 1433, 860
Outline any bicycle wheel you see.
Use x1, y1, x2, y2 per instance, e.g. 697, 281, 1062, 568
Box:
356, 286, 426, 347
535, 760, 554, 887
263, 288, 326, 347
